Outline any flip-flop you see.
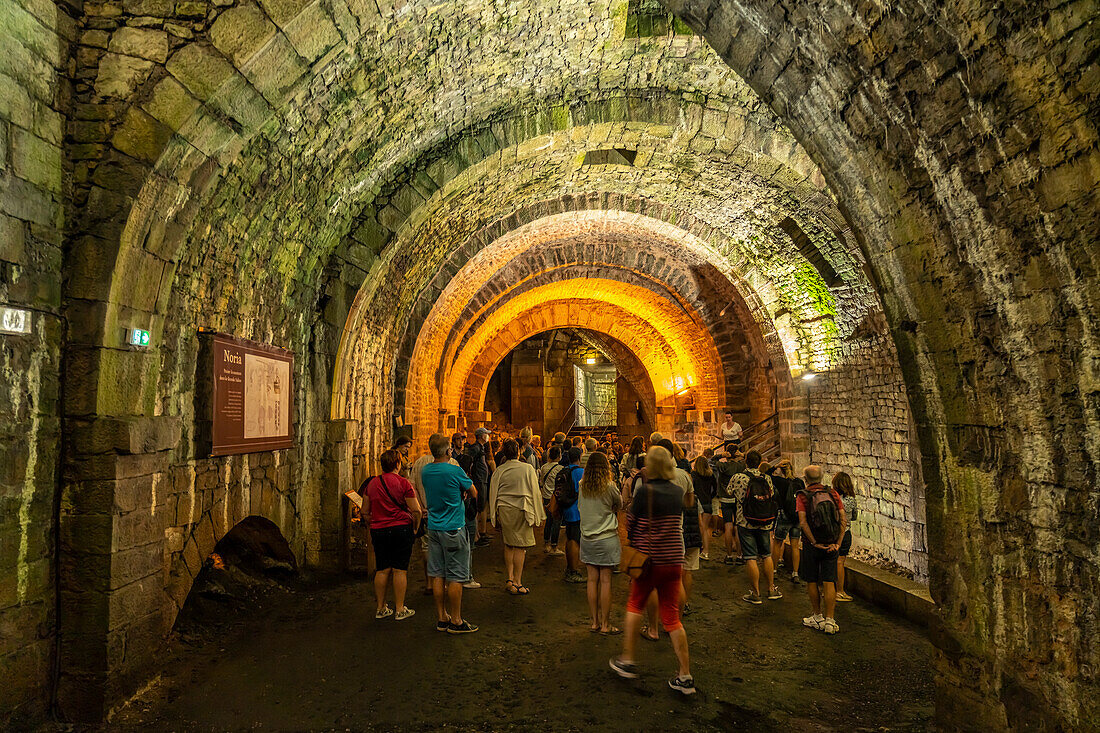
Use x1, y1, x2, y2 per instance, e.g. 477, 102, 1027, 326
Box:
515, 585, 530, 595
589, 624, 601, 633
640, 625, 660, 642
600, 627, 623, 636
506, 581, 520, 595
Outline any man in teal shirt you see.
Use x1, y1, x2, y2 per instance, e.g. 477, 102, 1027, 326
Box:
421, 433, 479, 634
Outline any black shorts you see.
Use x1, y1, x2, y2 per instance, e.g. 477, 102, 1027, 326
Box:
564, 520, 581, 543
371, 525, 415, 571
799, 541, 838, 584
839, 529, 853, 556
719, 502, 735, 524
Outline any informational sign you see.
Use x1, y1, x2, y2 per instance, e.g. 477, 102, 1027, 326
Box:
1, 306, 31, 335
210, 333, 294, 456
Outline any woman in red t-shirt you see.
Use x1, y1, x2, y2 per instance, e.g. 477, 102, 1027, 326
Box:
362, 449, 423, 621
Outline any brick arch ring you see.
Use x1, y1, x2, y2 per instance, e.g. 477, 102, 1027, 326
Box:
432, 282, 723, 430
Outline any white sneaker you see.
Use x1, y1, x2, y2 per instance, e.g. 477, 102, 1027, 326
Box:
375, 605, 394, 619
394, 607, 416, 621
462, 580, 482, 589
822, 618, 839, 634
802, 613, 824, 630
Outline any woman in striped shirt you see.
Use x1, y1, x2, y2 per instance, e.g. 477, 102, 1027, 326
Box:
609, 446, 695, 695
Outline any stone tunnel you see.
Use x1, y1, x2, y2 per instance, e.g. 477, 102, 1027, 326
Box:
0, 0, 1096, 729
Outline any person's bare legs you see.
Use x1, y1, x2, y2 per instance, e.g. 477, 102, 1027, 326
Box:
837, 556, 847, 594
700, 514, 710, 556
823, 581, 837, 619
447, 580, 464, 625
668, 626, 691, 677
762, 556, 775, 594
514, 547, 526, 588
393, 569, 407, 612
723, 520, 734, 557
566, 538, 580, 573
422, 547, 431, 592
619, 609, 643, 663
586, 565, 600, 629
770, 534, 784, 570
790, 537, 801, 577
374, 569, 392, 612
504, 546, 515, 585
432, 576, 448, 622
599, 567, 613, 630
807, 581, 821, 615
681, 570, 693, 605
745, 558, 760, 595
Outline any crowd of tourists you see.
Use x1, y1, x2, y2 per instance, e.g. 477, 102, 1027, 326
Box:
357, 414, 859, 696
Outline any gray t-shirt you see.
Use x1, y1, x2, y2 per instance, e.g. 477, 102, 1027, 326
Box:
579, 483, 621, 541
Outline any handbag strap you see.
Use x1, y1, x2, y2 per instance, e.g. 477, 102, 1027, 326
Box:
377, 474, 413, 521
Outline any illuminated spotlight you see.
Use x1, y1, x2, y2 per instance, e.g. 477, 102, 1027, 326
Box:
802, 371, 817, 381
586, 357, 596, 364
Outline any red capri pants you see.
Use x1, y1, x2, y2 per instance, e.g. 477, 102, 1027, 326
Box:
626, 563, 683, 632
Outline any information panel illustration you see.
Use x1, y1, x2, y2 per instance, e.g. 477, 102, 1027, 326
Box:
210, 333, 294, 456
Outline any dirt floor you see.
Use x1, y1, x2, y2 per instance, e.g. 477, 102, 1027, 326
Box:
108, 536, 934, 732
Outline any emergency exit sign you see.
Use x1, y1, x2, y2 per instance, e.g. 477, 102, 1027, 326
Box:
127, 328, 151, 347
0, 306, 31, 335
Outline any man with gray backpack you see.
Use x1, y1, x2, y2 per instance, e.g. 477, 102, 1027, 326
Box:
728, 451, 781, 605
796, 465, 848, 634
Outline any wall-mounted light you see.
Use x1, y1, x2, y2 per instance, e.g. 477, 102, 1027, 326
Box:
586, 357, 596, 365
0, 306, 31, 335
802, 371, 817, 381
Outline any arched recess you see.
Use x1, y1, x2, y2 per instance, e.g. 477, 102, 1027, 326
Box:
457, 316, 655, 424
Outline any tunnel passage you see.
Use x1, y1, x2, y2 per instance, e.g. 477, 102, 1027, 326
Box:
1, 0, 1093, 728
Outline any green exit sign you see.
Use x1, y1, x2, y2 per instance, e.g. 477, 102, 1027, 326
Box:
127, 328, 151, 347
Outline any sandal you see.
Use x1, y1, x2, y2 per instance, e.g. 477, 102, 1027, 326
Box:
515, 585, 530, 595
640, 624, 660, 642
506, 580, 520, 595
600, 626, 622, 636
589, 624, 601, 633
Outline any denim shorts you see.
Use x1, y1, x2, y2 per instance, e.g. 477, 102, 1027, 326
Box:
426, 528, 472, 582
737, 526, 773, 560
773, 515, 801, 541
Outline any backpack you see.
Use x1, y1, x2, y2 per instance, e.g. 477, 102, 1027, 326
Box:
803, 484, 842, 544
456, 451, 474, 477
742, 472, 778, 526
554, 464, 581, 509
718, 473, 738, 501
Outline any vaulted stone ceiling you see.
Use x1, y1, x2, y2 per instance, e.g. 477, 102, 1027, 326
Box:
0, 0, 1087, 727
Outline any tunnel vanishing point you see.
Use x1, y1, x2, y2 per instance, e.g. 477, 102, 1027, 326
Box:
0, 0, 1097, 729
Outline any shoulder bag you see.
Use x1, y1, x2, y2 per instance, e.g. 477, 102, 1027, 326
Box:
619, 482, 655, 579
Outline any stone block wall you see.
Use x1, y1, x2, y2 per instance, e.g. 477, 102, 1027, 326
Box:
0, 0, 69, 725
808, 335, 926, 579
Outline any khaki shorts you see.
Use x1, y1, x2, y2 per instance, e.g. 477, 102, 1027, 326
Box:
684, 547, 701, 571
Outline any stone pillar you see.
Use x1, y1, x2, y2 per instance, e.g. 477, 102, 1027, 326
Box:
58, 415, 180, 723
316, 419, 358, 570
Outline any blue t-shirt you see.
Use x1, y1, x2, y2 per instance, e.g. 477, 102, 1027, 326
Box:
562, 464, 584, 523
421, 462, 473, 531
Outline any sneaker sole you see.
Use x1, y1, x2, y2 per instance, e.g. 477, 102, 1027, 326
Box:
447, 626, 478, 634
609, 659, 638, 679
669, 682, 697, 695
